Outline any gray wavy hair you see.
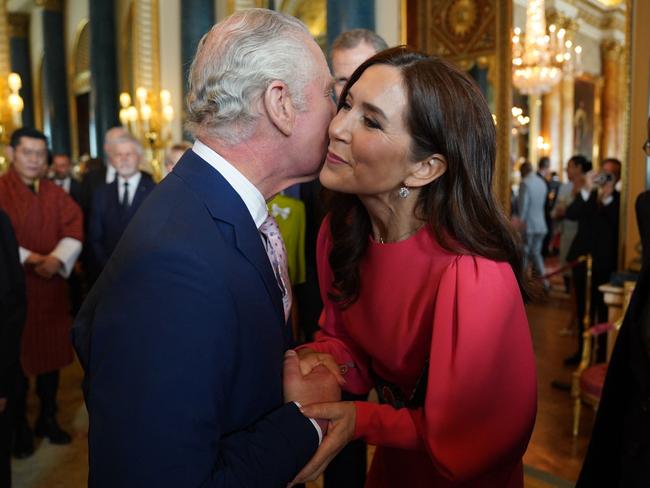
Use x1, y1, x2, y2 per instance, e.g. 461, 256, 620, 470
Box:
186, 9, 315, 144
106, 133, 144, 157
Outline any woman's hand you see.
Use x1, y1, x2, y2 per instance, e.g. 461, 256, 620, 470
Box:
289, 401, 357, 486
297, 348, 345, 386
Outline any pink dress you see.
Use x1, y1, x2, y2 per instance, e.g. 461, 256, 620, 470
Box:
303, 220, 537, 487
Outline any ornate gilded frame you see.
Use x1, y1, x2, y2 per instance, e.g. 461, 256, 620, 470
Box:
68, 18, 90, 161
406, 0, 512, 209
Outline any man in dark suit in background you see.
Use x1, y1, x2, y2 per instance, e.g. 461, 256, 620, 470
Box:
80, 127, 128, 286
88, 133, 155, 275
73, 9, 339, 487
50, 153, 84, 314
50, 154, 82, 205
565, 156, 621, 365
79, 127, 126, 216
0, 210, 26, 487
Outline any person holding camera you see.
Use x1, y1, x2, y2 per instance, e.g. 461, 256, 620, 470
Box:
563, 157, 621, 365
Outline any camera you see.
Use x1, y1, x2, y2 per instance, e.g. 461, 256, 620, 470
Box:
593, 172, 614, 186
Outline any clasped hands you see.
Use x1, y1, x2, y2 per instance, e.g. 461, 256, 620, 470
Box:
282, 349, 356, 486
25, 252, 62, 279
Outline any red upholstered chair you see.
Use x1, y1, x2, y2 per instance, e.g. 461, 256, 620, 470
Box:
571, 259, 633, 436
571, 321, 614, 436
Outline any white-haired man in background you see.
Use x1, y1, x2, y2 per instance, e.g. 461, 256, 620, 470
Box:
73, 9, 340, 487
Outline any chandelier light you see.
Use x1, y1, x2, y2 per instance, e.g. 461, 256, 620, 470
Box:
512, 0, 582, 95
119, 86, 175, 181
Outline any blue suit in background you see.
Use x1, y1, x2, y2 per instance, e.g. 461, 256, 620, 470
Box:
88, 172, 155, 272
72, 150, 319, 487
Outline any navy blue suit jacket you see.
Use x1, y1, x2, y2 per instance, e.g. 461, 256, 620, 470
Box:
72, 150, 318, 487
88, 172, 155, 270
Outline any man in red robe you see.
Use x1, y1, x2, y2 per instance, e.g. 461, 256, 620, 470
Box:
0, 127, 83, 458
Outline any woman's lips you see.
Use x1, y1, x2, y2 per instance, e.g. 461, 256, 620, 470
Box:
326, 151, 347, 165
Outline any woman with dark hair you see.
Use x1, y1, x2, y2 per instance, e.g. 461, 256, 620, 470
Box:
292, 47, 537, 487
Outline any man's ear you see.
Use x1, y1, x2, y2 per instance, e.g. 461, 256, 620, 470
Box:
263, 80, 296, 137
404, 154, 447, 188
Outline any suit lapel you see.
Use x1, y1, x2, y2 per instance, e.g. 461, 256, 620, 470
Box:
173, 151, 284, 320
130, 176, 149, 212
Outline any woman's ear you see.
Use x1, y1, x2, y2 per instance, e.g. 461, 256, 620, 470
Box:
263, 80, 296, 136
404, 154, 447, 188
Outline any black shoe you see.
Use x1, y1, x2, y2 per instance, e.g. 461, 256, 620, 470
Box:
35, 416, 71, 445
563, 352, 581, 366
12, 422, 34, 459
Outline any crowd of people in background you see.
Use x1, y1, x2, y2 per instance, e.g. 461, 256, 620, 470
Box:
512, 152, 622, 367
0, 124, 192, 485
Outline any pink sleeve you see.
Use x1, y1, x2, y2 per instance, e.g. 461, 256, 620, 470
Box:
297, 218, 373, 395
354, 256, 537, 482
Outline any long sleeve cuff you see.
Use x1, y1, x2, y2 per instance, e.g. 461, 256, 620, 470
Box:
294, 401, 323, 444
19, 246, 30, 265
50, 237, 82, 278
580, 189, 591, 201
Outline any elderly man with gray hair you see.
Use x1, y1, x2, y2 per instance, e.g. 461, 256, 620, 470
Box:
73, 9, 339, 488
87, 132, 155, 275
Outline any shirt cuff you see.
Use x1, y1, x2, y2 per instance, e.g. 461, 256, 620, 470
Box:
50, 237, 82, 279
294, 401, 323, 445
19, 247, 30, 265
580, 189, 590, 201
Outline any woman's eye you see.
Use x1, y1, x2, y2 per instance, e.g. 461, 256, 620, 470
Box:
363, 116, 381, 130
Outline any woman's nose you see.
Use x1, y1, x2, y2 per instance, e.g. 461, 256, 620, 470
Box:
329, 110, 350, 143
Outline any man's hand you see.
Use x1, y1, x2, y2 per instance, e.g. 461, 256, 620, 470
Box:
288, 402, 356, 486
283, 350, 341, 407
297, 348, 345, 386
34, 255, 63, 279
599, 180, 615, 202
25, 252, 45, 267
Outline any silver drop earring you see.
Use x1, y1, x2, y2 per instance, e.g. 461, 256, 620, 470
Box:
398, 186, 410, 199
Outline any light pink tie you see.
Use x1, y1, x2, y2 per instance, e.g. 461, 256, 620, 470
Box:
259, 213, 292, 322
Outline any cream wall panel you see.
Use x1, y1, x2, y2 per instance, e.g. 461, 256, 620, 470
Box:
159, 0, 183, 142
375, 0, 400, 47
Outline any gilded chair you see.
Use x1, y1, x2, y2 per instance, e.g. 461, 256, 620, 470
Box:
571, 257, 633, 436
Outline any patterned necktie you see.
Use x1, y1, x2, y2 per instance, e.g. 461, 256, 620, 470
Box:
259, 213, 292, 322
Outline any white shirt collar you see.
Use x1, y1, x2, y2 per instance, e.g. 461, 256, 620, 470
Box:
192, 139, 267, 229
53, 176, 71, 194
117, 171, 142, 204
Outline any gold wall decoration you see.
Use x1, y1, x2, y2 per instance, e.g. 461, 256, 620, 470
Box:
600, 39, 624, 160
494, 0, 512, 210
227, 0, 268, 14
72, 21, 90, 95
67, 19, 91, 161
8, 13, 29, 39
408, 0, 511, 208
412, 0, 496, 66
277, 0, 326, 47
34, 0, 63, 11
134, 0, 160, 95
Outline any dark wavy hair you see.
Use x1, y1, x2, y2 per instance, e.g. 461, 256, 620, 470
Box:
326, 47, 530, 306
